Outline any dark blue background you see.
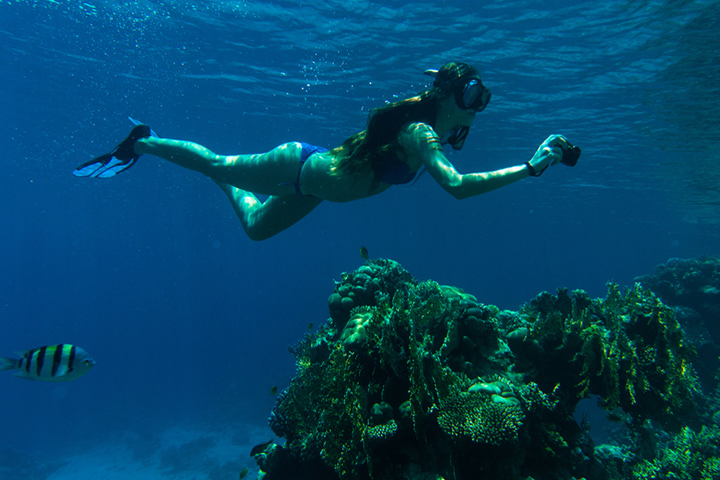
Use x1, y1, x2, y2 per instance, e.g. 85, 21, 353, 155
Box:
1, 0, 718, 465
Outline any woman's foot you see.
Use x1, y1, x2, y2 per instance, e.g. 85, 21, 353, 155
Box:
73, 124, 151, 178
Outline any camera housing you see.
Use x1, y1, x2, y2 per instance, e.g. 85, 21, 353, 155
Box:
559, 142, 581, 166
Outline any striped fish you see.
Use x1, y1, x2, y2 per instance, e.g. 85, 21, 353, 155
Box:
0, 344, 95, 382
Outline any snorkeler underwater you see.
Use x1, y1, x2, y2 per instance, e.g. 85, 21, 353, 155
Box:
3, 0, 720, 479
73, 63, 580, 241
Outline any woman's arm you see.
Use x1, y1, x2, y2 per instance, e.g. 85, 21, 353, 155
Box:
401, 123, 564, 200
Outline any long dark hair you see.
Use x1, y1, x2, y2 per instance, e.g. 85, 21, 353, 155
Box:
331, 62, 480, 187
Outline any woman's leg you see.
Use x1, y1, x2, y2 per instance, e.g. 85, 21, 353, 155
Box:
74, 127, 323, 239
135, 138, 304, 196
213, 181, 323, 241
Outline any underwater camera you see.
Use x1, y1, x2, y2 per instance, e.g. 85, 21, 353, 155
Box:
560, 140, 581, 167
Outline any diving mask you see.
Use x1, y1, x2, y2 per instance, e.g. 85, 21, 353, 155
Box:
424, 68, 491, 112
457, 78, 491, 112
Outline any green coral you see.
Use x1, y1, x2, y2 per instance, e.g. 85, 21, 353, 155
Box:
439, 284, 478, 303
259, 258, 712, 480
631, 425, 720, 480
596, 283, 698, 424
268, 261, 511, 479
636, 256, 720, 313
366, 420, 398, 443
340, 307, 374, 349
517, 283, 700, 431
327, 259, 416, 327
268, 343, 369, 478
636, 256, 720, 392
437, 387, 524, 445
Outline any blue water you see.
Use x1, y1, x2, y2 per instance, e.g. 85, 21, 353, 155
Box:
1, 0, 719, 477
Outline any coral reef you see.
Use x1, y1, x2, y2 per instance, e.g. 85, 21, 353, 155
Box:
436, 383, 524, 445
636, 256, 720, 390
636, 256, 720, 321
628, 256, 720, 480
512, 283, 700, 430
630, 425, 720, 480
252, 258, 716, 480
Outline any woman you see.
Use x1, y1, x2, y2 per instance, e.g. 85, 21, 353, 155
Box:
74, 62, 572, 241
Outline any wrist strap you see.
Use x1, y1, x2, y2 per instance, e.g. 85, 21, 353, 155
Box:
525, 162, 548, 177
525, 162, 537, 177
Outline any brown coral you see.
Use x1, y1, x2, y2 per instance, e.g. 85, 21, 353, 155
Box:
437, 390, 524, 446
366, 420, 398, 443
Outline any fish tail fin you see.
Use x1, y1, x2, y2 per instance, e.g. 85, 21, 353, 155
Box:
0, 357, 17, 372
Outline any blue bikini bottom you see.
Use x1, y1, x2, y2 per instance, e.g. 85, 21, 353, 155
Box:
281, 142, 328, 196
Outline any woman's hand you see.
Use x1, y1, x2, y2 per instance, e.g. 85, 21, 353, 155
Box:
527, 134, 568, 175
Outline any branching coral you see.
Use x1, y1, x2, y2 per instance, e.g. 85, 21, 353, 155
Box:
256, 259, 710, 480
265, 261, 511, 479
514, 283, 701, 431
268, 344, 369, 478
631, 425, 720, 480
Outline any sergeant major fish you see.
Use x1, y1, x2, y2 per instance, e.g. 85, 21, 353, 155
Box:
0, 344, 95, 382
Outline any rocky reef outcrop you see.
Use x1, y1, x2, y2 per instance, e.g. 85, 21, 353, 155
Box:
250, 257, 720, 480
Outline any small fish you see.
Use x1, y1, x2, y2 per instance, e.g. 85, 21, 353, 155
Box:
308, 322, 313, 331
270, 386, 278, 396
238, 467, 249, 479
359, 246, 369, 260
0, 344, 95, 382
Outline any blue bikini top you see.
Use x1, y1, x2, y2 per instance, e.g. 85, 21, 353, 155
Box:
379, 155, 417, 185
376, 124, 468, 185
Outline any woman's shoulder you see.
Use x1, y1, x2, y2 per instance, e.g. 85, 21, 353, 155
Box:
398, 122, 441, 149
399, 121, 435, 135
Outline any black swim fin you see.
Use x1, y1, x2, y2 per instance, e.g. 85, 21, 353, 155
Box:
73, 123, 152, 178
